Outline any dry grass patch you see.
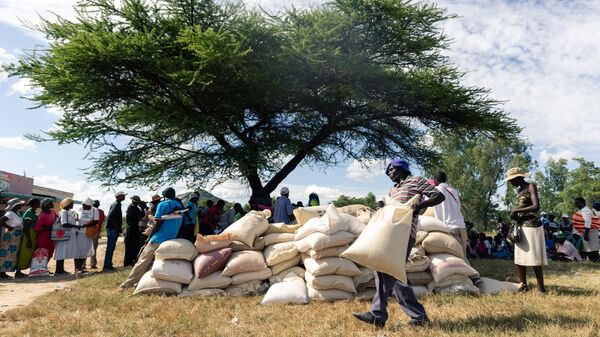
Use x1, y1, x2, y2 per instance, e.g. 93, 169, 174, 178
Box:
1, 259, 599, 337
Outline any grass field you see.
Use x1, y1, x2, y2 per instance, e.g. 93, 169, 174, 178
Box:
1, 256, 599, 337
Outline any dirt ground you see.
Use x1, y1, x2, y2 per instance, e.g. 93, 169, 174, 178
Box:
0, 237, 125, 313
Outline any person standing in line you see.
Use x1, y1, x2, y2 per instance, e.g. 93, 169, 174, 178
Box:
137, 201, 150, 247
55, 198, 98, 274
575, 197, 599, 262
197, 199, 211, 234
54, 198, 76, 275
308, 192, 320, 207
202, 200, 223, 235
124, 195, 144, 267
74, 198, 98, 273
103, 191, 126, 272
0, 198, 25, 279
506, 167, 547, 293
273, 187, 294, 224
218, 204, 236, 232
178, 192, 199, 243
33, 199, 58, 275
87, 200, 105, 270
119, 187, 183, 290
233, 203, 246, 222
352, 159, 444, 328
15, 198, 41, 278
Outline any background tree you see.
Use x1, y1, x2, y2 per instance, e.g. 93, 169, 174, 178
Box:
533, 158, 569, 214
9, 0, 517, 204
555, 158, 600, 215
331, 192, 377, 209
425, 133, 532, 230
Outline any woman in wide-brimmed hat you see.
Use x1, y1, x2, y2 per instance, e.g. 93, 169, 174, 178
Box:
505, 167, 547, 293
0, 198, 26, 278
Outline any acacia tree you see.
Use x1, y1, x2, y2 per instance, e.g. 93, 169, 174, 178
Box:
9, 0, 517, 204
425, 133, 532, 229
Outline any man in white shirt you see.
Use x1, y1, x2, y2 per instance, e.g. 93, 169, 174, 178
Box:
432, 171, 468, 256
576, 197, 599, 262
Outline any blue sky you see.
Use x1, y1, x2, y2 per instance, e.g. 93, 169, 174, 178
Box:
0, 0, 599, 209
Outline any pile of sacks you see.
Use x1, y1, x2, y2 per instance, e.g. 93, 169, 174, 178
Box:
409, 209, 517, 295
295, 205, 363, 301
132, 202, 518, 302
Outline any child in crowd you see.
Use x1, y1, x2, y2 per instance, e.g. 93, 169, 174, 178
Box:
476, 233, 492, 258
493, 233, 510, 259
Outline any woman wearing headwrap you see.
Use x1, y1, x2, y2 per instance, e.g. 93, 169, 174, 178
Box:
54, 198, 97, 274
33, 199, 58, 275
0, 198, 25, 278
54, 198, 77, 274
15, 198, 41, 277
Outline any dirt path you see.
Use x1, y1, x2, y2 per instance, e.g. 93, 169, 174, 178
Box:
0, 237, 124, 313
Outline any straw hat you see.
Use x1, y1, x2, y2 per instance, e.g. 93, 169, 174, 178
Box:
60, 198, 74, 210
503, 167, 530, 182
6, 198, 25, 211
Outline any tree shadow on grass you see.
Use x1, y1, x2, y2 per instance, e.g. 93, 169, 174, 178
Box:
546, 285, 598, 297
403, 312, 589, 333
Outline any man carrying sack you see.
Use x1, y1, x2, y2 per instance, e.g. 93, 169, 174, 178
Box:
352, 159, 445, 328
119, 187, 184, 290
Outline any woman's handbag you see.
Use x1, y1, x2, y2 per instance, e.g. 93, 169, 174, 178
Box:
507, 223, 522, 244
51, 212, 71, 241
85, 208, 98, 239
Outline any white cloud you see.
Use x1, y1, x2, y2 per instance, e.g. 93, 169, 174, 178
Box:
345, 159, 387, 182
437, 0, 600, 164
538, 148, 577, 163
46, 105, 64, 116
0, 47, 17, 82
35, 163, 46, 169
0, 136, 37, 151
7, 77, 40, 97
208, 180, 251, 202
0, 0, 79, 39
33, 174, 157, 211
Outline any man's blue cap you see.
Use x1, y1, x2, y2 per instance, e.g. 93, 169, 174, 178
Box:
386, 159, 411, 176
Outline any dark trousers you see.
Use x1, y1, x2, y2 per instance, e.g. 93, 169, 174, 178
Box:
177, 224, 196, 243
370, 237, 427, 322
123, 225, 140, 267
103, 228, 118, 270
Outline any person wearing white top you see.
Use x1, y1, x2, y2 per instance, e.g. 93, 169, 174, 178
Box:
55, 198, 98, 274
432, 172, 467, 254
0, 198, 25, 278
575, 197, 599, 262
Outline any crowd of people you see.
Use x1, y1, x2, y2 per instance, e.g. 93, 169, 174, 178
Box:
0, 186, 321, 278
463, 201, 600, 264
0, 159, 599, 328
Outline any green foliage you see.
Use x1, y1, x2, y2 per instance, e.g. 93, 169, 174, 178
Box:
8, 0, 517, 200
331, 192, 377, 209
426, 133, 533, 230
554, 158, 600, 215
534, 158, 569, 214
